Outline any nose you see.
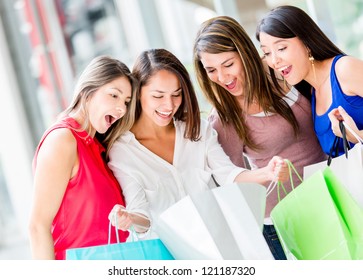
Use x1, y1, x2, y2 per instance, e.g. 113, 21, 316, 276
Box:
217, 69, 228, 83
270, 51, 280, 67
163, 96, 174, 109
116, 103, 127, 116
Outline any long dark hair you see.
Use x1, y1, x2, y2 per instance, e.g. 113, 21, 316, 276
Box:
193, 16, 299, 150
132, 48, 201, 141
256, 5, 344, 100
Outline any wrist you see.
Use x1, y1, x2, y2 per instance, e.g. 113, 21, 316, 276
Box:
359, 130, 363, 142
256, 166, 273, 184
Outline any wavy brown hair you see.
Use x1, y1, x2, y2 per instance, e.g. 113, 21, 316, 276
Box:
193, 16, 299, 150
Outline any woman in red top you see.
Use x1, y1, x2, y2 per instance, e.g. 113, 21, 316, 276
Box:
29, 56, 148, 260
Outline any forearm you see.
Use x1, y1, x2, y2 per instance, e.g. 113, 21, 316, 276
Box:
359, 129, 363, 141
233, 167, 272, 185
350, 128, 363, 143
130, 213, 151, 233
29, 226, 55, 259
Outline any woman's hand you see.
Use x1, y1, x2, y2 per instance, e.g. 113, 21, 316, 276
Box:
108, 204, 151, 233
328, 106, 362, 143
267, 156, 289, 183
108, 204, 133, 231
234, 156, 289, 185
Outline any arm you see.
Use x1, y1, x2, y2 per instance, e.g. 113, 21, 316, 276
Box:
29, 128, 77, 259
205, 121, 288, 185
336, 56, 363, 98
108, 204, 150, 233
233, 156, 288, 185
328, 106, 363, 143
108, 143, 152, 233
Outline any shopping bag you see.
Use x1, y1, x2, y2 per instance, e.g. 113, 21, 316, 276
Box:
271, 167, 363, 260
66, 238, 174, 260
66, 215, 174, 260
156, 182, 274, 260
304, 121, 363, 208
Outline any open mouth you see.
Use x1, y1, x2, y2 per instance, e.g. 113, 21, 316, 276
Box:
225, 79, 236, 90
156, 110, 173, 118
279, 65, 292, 76
105, 114, 117, 126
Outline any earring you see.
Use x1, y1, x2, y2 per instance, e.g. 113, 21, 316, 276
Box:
309, 53, 317, 82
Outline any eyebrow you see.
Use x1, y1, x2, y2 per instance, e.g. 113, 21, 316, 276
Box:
110, 87, 131, 99
260, 39, 288, 48
151, 87, 182, 94
204, 57, 234, 69
110, 87, 123, 94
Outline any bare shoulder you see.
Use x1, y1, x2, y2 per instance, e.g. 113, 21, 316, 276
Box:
335, 56, 363, 95
335, 56, 363, 77
38, 127, 77, 159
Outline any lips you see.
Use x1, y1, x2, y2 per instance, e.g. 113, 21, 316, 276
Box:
105, 114, 118, 126
225, 79, 236, 90
156, 110, 172, 118
278, 65, 292, 77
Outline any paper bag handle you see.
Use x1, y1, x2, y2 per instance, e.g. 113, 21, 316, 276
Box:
342, 121, 363, 144
266, 160, 302, 201
328, 121, 351, 164
108, 209, 150, 244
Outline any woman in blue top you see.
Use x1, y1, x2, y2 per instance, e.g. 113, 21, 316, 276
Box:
256, 5, 363, 156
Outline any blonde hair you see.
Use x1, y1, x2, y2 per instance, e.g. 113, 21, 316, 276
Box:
60, 55, 137, 156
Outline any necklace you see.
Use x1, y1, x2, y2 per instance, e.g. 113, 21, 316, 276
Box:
313, 59, 332, 94
314, 73, 330, 95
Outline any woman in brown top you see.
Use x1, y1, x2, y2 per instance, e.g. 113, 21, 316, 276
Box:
193, 16, 327, 260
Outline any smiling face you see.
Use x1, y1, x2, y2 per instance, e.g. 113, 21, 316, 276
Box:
199, 51, 246, 98
139, 69, 182, 127
259, 32, 311, 85
87, 76, 132, 136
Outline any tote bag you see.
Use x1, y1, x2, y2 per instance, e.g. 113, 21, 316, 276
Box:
66, 238, 174, 260
304, 121, 363, 208
271, 167, 363, 260
66, 214, 174, 260
156, 182, 274, 260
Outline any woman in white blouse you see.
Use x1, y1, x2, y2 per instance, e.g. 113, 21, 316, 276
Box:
108, 49, 288, 238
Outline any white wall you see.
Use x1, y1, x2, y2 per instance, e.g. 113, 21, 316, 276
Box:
0, 18, 34, 239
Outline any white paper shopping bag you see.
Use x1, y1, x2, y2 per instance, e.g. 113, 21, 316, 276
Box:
304, 142, 363, 208
154, 195, 225, 259
156, 182, 274, 260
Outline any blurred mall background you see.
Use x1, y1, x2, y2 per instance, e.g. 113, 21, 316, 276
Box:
1, 0, 362, 259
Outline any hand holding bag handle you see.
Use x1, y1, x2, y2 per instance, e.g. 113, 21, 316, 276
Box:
342, 120, 363, 145
303, 120, 363, 208
109, 208, 151, 243
266, 159, 303, 201
327, 120, 359, 165
66, 210, 174, 260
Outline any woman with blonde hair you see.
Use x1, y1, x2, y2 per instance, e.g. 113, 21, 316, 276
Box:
29, 55, 137, 259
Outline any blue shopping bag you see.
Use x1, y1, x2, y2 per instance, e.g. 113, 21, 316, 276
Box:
66, 238, 174, 260
66, 214, 174, 260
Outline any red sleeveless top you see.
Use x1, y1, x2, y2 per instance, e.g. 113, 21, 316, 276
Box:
33, 117, 129, 259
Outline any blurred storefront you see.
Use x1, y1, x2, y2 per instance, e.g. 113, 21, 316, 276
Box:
0, 0, 362, 259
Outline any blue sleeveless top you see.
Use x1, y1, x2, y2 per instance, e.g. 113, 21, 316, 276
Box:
312, 55, 363, 156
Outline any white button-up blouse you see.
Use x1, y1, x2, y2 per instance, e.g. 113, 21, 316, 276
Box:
108, 119, 245, 238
